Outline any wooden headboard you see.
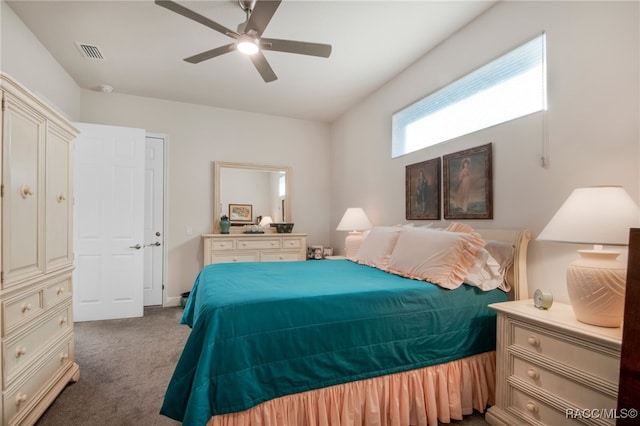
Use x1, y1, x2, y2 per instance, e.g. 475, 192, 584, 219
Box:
475, 228, 532, 301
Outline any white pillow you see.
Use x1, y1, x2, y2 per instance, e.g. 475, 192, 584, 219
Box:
465, 248, 508, 291
353, 226, 401, 270
387, 226, 484, 289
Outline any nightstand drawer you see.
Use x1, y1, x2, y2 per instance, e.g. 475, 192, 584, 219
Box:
237, 239, 281, 250
512, 356, 617, 409
512, 322, 619, 384
509, 386, 582, 425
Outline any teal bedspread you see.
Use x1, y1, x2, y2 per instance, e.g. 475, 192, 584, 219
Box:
160, 260, 508, 425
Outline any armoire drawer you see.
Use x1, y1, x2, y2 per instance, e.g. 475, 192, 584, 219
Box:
44, 276, 72, 308
3, 303, 72, 386
3, 335, 74, 425
2, 289, 44, 336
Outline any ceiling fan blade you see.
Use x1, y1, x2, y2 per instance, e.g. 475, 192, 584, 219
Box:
184, 44, 236, 64
249, 52, 278, 82
244, 0, 282, 36
155, 0, 238, 38
261, 38, 332, 58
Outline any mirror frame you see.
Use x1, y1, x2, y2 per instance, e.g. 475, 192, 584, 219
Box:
214, 161, 292, 233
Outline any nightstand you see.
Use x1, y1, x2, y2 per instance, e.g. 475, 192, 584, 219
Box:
325, 255, 346, 260
486, 300, 622, 426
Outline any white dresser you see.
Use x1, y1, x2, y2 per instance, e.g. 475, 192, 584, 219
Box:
1, 73, 80, 425
203, 233, 307, 265
486, 300, 621, 426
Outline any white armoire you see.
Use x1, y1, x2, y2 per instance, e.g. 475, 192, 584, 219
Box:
1, 73, 80, 425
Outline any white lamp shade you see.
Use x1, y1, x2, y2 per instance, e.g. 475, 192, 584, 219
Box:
537, 186, 640, 246
336, 208, 372, 232
259, 216, 273, 226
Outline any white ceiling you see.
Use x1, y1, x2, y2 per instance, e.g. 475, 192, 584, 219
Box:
7, 0, 496, 123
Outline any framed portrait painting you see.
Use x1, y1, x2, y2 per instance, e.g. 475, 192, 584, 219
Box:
229, 204, 253, 222
443, 143, 493, 220
406, 157, 441, 220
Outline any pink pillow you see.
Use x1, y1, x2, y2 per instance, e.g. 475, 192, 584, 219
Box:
354, 226, 401, 270
387, 226, 485, 289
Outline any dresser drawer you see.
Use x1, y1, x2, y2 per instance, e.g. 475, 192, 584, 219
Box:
2, 289, 44, 336
261, 251, 304, 262
512, 322, 619, 384
512, 356, 617, 410
509, 386, 583, 426
282, 238, 304, 249
44, 276, 72, 308
237, 238, 281, 250
211, 239, 235, 250
3, 335, 74, 425
210, 252, 259, 263
3, 303, 72, 387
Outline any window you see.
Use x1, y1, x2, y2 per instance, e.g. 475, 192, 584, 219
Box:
392, 34, 547, 158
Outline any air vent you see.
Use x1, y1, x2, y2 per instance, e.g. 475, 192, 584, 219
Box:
75, 42, 105, 60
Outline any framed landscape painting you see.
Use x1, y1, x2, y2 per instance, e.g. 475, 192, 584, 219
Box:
229, 204, 253, 222
406, 157, 441, 220
443, 143, 493, 220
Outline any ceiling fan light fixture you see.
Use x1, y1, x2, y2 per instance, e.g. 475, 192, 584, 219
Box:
237, 36, 259, 55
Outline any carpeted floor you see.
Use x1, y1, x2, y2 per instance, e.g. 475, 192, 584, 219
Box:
35, 306, 490, 426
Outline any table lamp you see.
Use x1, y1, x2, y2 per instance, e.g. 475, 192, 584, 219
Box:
336, 207, 372, 259
537, 186, 640, 327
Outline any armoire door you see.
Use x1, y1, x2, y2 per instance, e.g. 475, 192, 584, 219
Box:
45, 122, 74, 273
1, 91, 46, 288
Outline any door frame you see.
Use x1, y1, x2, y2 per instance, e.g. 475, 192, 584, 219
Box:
146, 132, 169, 306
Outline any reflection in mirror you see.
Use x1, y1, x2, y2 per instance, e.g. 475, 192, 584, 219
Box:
214, 162, 291, 233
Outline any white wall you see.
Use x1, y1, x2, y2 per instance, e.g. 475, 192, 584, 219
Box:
330, 1, 640, 303
79, 90, 331, 301
0, 1, 81, 119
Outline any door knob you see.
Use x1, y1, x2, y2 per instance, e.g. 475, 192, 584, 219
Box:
129, 244, 142, 249
152, 242, 161, 246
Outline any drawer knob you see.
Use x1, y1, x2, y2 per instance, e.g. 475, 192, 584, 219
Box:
527, 368, 540, 380
527, 336, 540, 347
60, 352, 69, 362
15, 346, 27, 358
242, 243, 247, 247
60, 316, 68, 325
57, 193, 66, 203
57, 287, 64, 295
21, 303, 32, 313
526, 401, 539, 413
15, 393, 27, 406
233, 257, 238, 262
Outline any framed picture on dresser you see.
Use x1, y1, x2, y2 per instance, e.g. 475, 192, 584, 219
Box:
229, 204, 253, 222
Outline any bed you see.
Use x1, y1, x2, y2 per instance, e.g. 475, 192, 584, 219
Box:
161, 226, 531, 426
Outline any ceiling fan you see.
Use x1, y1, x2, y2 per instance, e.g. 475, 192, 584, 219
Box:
155, 0, 332, 83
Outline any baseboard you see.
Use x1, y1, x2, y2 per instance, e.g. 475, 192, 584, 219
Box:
164, 296, 181, 307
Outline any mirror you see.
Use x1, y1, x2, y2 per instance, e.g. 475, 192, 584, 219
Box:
214, 161, 291, 233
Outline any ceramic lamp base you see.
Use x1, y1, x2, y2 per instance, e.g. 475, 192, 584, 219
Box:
566, 249, 626, 327
344, 231, 364, 260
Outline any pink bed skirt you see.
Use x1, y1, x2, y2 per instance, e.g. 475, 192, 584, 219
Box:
207, 351, 496, 426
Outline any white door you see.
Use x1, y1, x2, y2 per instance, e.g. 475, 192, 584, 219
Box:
143, 136, 164, 306
73, 123, 145, 321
